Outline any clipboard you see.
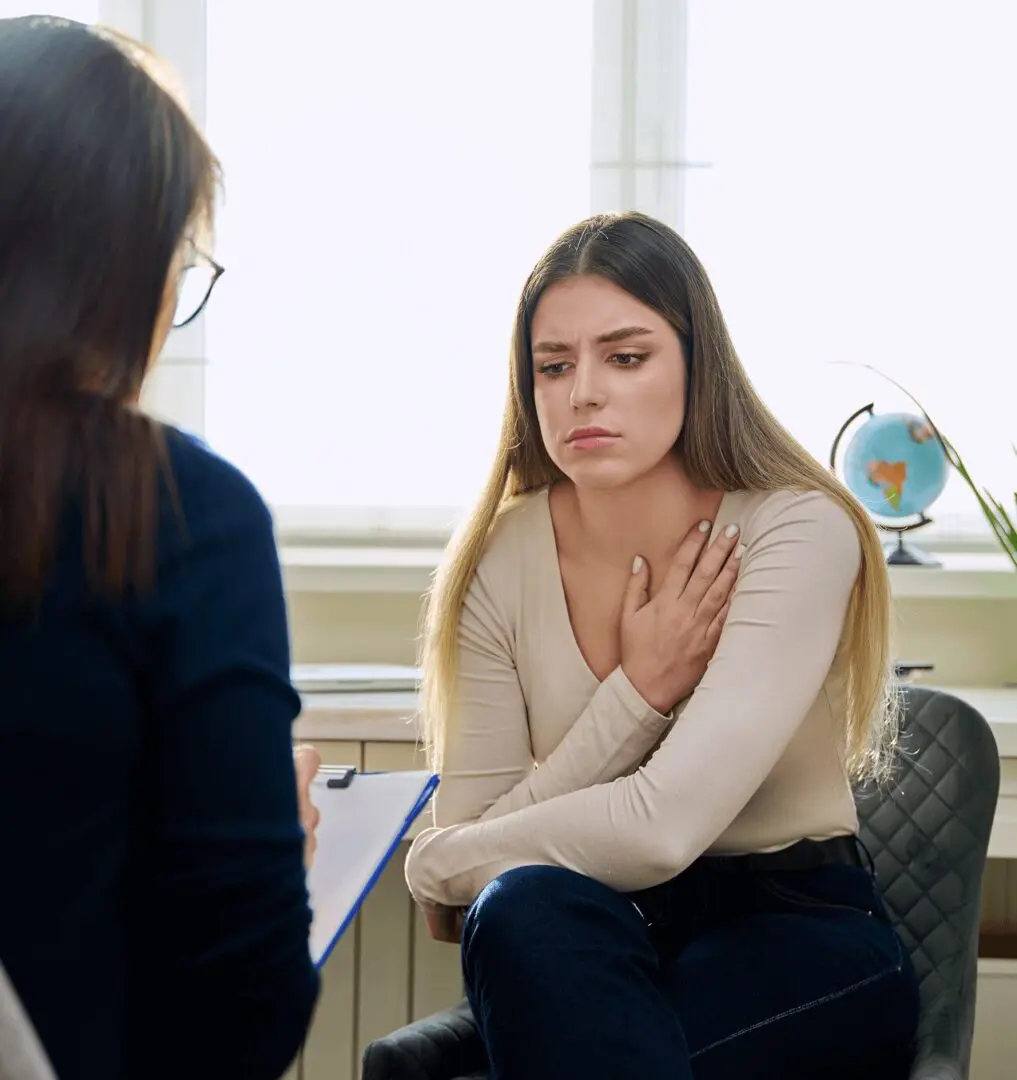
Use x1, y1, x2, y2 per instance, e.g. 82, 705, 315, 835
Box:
306, 767, 439, 968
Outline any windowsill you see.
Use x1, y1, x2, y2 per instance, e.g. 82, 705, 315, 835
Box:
280, 544, 1017, 600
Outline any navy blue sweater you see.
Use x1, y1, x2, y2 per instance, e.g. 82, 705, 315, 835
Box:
0, 428, 319, 1079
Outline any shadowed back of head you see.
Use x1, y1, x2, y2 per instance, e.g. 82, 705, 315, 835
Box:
0, 16, 219, 610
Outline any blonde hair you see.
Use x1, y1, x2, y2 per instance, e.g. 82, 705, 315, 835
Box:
420, 212, 899, 784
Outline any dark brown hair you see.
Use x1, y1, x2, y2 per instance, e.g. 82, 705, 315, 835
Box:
0, 17, 220, 610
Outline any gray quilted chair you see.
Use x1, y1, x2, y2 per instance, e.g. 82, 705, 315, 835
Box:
363, 686, 1000, 1080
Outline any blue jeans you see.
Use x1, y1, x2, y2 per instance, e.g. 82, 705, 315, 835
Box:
461, 854, 920, 1079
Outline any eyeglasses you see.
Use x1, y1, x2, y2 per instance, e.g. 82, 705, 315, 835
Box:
172, 249, 225, 329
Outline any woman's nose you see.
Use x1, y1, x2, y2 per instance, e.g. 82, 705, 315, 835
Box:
570, 359, 606, 410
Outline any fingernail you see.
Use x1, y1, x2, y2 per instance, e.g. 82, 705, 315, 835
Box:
632, 555, 644, 573
724, 523, 740, 539
735, 543, 747, 559
698, 520, 712, 533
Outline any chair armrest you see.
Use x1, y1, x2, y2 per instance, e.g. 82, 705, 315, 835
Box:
361, 1000, 486, 1080
904, 930, 979, 1080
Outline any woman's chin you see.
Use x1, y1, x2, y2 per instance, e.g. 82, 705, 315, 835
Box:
563, 460, 643, 492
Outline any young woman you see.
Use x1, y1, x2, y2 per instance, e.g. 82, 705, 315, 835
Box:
0, 17, 319, 1079
405, 211, 920, 1079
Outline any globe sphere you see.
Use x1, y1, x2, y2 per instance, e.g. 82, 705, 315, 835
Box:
842, 411, 949, 520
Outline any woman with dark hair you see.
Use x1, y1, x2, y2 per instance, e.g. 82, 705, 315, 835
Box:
0, 17, 319, 1079
405, 211, 921, 1079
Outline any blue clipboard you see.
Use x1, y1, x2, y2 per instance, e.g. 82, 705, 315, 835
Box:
307, 769, 439, 968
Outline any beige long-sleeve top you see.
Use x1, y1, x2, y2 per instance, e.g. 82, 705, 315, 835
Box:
404, 486, 862, 910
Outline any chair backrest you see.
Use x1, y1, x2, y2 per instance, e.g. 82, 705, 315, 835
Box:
855, 685, 1000, 1080
0, 961, 56, 1080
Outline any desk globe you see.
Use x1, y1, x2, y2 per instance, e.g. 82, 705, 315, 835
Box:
830, 404, 949, 565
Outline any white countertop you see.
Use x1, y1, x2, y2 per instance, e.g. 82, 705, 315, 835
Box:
889, 554, 1017, 600
935, 687, 1017, 757
294, 691, 420, 742
294, 685, 1017, 757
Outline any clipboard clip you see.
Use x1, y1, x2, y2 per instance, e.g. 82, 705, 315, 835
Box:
316, 765, 357, 789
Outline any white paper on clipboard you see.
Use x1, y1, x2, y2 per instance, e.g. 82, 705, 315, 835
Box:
306, 769, 438, 967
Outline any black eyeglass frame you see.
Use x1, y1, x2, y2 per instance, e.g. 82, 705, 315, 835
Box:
172, 251, 225, 329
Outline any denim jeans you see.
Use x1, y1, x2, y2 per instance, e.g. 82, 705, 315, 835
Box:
461, 853, 920, 1079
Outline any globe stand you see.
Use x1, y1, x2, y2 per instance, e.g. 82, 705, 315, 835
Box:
880, 519, 941, 567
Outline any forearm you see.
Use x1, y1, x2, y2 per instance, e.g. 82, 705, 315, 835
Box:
155, 844, 319, 1079
410, 774, 685, 907
145, 456, 320, 1075
156, 661, 318, 1072
475, 666, 673, 823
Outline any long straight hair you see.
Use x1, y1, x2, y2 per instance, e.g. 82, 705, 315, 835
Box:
0, 17, 220, 611
420, 212, 899, 783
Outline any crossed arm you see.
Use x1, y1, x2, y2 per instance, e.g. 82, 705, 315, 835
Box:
406, 491, 861, 911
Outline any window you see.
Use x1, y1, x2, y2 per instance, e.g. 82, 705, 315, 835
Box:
204, 2, 594, 520
683, 0, 1016, 536
35, 0, 1006, 544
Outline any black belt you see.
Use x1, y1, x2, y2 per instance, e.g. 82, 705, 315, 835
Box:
705, 835, 862, 873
